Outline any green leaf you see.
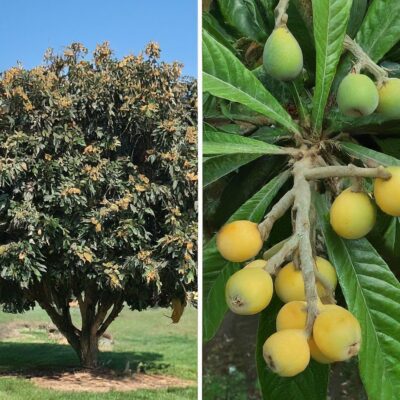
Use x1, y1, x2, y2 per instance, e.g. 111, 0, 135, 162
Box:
341, 142, 400, 166
290, 0, 314, 35
203, 30, 301, 135
356, 0, 400, 62
203, 153, 261, 187
219, 101, 273, 127
252, 65, 292, 106
251, 126, 290, 144
369, 211, 400, 274
335, 0, 400, 87
386, 43, 400, 63
381, 61, 400, 78
375, 137, 400, 159
216, 0, 268, 43
311, 0, 352, 133
326, 112, 396, 134
347, 0, 368, 37
203, 130, 286, 155
203, 172, 290, 341
381, 218, 400, 262
287, 2, 316, 74
316, 194, 400, 400
203, 93, 219, 118
202, 258, 240, 340
214, 155, 287, 226
256, 296, 330, 400
258, 0, 278, 33
289, 79, 311, 127
202, 12, 237, 53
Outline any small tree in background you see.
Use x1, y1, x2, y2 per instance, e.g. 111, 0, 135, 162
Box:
0, 42, 197, 368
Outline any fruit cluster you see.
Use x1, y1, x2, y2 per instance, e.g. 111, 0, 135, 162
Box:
216, 221, 361, 376
337, 73, 400, 119
212, 2, 400, 380
266, 302, 361, 376
263, 24, 400, 119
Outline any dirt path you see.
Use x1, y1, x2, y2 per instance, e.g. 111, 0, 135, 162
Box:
1, 369, 196, 393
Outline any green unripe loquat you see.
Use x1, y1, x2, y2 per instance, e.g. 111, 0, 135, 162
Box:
263, 27, 303, 81
337, 73, 379, 117
374, 166, 400, 216
263, 329, 310, 377
216, 220, 263, 262
330, 188, 376, 239
225, 268, 273, 315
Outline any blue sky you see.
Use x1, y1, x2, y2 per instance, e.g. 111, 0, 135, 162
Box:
0, 0, 198, 77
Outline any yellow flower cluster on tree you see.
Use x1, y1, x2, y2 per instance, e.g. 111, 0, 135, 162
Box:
61, 187, 81, 196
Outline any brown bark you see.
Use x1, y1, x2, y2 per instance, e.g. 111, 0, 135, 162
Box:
31, 282, 123, 369
79, 325, 100, 368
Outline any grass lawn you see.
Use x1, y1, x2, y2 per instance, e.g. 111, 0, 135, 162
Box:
0, 306, 197, 399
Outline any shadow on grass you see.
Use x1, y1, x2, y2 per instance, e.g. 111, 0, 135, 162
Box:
0, 342, 168, 373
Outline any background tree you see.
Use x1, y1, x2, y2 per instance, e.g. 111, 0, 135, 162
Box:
0, 42, 197, 368
203, 0, 400, 398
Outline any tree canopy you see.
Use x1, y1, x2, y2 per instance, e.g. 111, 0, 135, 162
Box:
0, 42, 197, 366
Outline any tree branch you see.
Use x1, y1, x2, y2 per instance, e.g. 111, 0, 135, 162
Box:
93, 297, 114, 330
293, 159, 319, 337
274, 0, 290, 28
304, 164, 391, 180
97, 298, 124, 337
33, 282, 81, 352
258, 189, 295, 241
343, 35, 388, 84
263, 235, 299, 275
262, 238, 289, 260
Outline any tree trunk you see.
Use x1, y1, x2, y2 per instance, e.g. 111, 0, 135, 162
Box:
79, 330, 99, 368
33, 283, 124, 369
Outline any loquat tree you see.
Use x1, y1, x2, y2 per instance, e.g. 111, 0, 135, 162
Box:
0, 42, 197, 368
203, 0, 400, 398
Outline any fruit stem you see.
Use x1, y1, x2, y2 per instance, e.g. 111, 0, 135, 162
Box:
350, 177, 363, 192
264, 235, 299, 275
274, 0, 290, 28
262, 238, 289, 260
258, 189, 295, 241
304, 164, 391, 180
343, 35, 388, 85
